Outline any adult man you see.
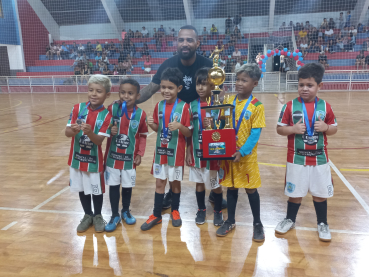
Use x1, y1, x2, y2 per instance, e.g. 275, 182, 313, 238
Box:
141, 27, 149, 38
225, 16, 233, 30
202, 27, 209, 44
233, 13, 242, 29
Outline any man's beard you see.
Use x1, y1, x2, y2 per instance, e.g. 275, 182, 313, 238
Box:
178, 48, 196, 60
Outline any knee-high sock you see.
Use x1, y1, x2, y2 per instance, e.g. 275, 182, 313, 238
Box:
109, 185, 120, 217
247, 189, 261, 224
92, 194, 103, 216
79, 192, 92, 215
196, 190, 206, 210
286, 201, 301, 223
171, 192, 181, 211
226, 189, 239, 224
313, 200, 328, 225
153, 192, 164, 218
122, 187, 132, 212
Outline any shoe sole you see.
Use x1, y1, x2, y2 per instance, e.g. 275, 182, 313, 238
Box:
253, 237, 265, 242
319, 237, 331, 242
162, 205, 171, 209
77, 224, 93, 233
95, 228, 105, 233
172, 220, 182, 227
216, 228, 235, 237
275, 226, 295, 235
196, 220, 205, 225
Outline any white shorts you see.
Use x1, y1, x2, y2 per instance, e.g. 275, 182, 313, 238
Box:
144, 68, 151, 73
105, 166, 136, 188
69, 167, 103, 195
152, 163, 183, 182
285, 162, 334, 198
189, 167, 220, 190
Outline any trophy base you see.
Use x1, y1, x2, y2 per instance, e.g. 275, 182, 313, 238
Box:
201, 104, 235, 112
201, 128, 237, 160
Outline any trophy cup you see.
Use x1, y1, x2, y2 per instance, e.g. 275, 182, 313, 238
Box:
201, 46, 237, 160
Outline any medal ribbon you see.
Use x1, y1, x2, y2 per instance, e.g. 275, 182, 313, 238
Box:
232, 94, 253, 135
301, 97, 317, 136
162, 98, 178, 138
77, 102, 90, 120
197, 98, 203, 131
117, 101, 136, 120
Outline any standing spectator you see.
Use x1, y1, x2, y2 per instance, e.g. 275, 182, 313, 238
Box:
318, 51, 329, 69
141, 43, 150, 56
141, 26, 149, 38
130, 41, 136, 58
225, 16, 233, 30
233, 13, 242, 29
210, 24, 218, 39
362, 37, 369, 52
86, 42, 93, 57
328, 18, 335, 29
355, 50, 365, 70
74, 65, 81, 83
78, 43, 85, 54
295, 22, 301, 31
298, 28, 307, 40
288, 21, 294, 29
95, 41, 102, 54
232, 48, 241, 59
338, 12, 345, 30
234, 26, 241, 41
321, 18, 329, 29
144, 56, 152, 74
202, 27, 209, 44
280, 54, 285, 72
345, 11, 351, 28
158, 25, 165, 36
60, 42, 70, 60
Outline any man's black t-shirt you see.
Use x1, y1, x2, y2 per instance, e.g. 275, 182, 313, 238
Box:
152, 54, 213, 103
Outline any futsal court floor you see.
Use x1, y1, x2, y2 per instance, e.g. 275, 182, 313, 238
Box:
0, 91, 368, 277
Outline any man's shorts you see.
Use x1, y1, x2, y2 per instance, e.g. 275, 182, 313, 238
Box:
152, 163, 183, 182
105, 166, 136, 188
219, 161, 261, 189
285, 162, 334, 198
69, 167, 103, 195
189, 167, 220, 190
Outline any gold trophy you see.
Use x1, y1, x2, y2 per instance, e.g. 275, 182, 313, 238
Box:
201, 46, 236, 160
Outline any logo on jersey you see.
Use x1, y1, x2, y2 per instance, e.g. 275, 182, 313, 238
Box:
173, 112, 181, 122
96, 120, 103, 129
302, 131, 319, 145
160, 128, 172, 145
79, 135, 94, 151
218, 168, 224, 179
244, 110, 252, 120
193, 112, 199, 120
183, 75, 192, 90
116, 134, 130, 149
292, 111, 303, 123
130, 120, 139, 129
113, 116, 120, 125
105, 171, 110, 181
316, 110, 326, 121
154, 164, 161, 175
286, 182, 295, 193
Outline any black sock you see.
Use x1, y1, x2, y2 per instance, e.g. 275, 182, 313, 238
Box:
247, 189, 261, 225
122, 188, 132, 212
313, 200, 328, 225
171, 192, 181, 211
153, 192, 164, 217
109, 185, 120, 217
92, 194, 103, 216
196, 190, 206, 210
226, 189, 238, 224
286, 201, 301, 223
213, 191, 223, 212
79, 192, 92, 215
168, 188, 172, 194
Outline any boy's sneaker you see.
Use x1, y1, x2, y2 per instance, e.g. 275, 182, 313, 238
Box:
213, 211, 224, 226
195, 209, 206, 225
105, 215, 121, 232
253, 223, 265, 242
275, 218, 295, 234
122, 210, 136, 225
209, 191, 227, 209
141, 214, 162, 231
171, 210, 182, 227
317, 222, 331, 242
93, 215, 106, 233
77, 214, 93, 233
216, 220, 235, 237
162, 191, 172, 209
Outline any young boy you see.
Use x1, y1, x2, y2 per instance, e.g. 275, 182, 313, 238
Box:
215, 64, 266, 242
141, 67, 192, 231
275, 63, 337, 242
104, 79, 148, 232
186, 67, 224, 226
66, 74, 112, 233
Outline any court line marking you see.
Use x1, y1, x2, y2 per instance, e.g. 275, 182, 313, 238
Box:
0, 100, 22, 112
329, 160, 369, 215
32, 187, 70, 210
0, 207, 367, 236
47, 170, 65, 185
1, 221, 17, 231
340, 168, 369, 172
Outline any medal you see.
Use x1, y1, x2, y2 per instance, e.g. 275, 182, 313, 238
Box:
232, 94, 253, 137
301, 97, 317, 137
76, 102, 103, 125
162, 99, 178, 139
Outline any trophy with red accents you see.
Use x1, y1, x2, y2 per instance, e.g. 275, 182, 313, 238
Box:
201, 47, 237, 160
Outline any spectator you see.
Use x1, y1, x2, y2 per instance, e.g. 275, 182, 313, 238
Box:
109, 41, 116, 56
308, 27, 318, 43
365, 53, 369, 70
325, 27, 335, 41
288, 21, 294, 29
95, 41, 102, 54
328, 18, 335, 29
130, 41, 136, 58
113, 65, 118, 75
81, 53, 88, 66
305, 21, 312, 30
255, 52, 261, 63
201, 50, 208, 58
217, 39, 222, 49
210, 24, 218, 39
144, 56, 152, 74
229, 34, 236, 45
335, 36, 344, 52
60, 42, 70, 60
170, 28, 175, 37
158, 25, 165, 36
345, 11, 351, 28
86, 42, 93, 57
117, 63, 126, 75
161, 36, 167, 52
70, 42, 78, 53
280, 54, 285, 72
357, 23, 364, 33
219, 54, 225, 65
74, 65, 81, 83
235, 58, 242, 71
141, 26, 149, 38
226, 42, 235, 56
46, 43, 55, 60
356, 50, 365, 70
155, 36, 161, 52
101, 53, 109, 65
295, 22, 301, 31
327, 39, 335, 54
232, 48, 241, 58
312, 41, 321, 53
279, 22, 286, 31
318, 27, 325, 40
298, 28, 307, 39
306, 41, 314, 53
81, 64, 91, 83
127, 29, 134, 39
98, 60, 105, 73
321, 18, 329, 29
338, 12, 345, 30
95, 52, 102, 66
224, 58, 233, 73
121, 59, 131, 74
344, 33, 355, 51
121, 29, 126, 40
225, 27, 232, 39
135, 30, 142, 38
234, 26, 241, 41
350, 26, 357, 36
102, 64, 110, 75
153, 28, 160, 39
202, 27, 209, 44
78, 43, 85, 55
362, 37, 369, 51
54, 44, 62, 60
233, 13, 242, 29
342, 26, 349, 37
318, 51, 329, 69
69, 48, 78, 59
141, 43, 150, 56
225, 15, 233, 30
300, 38, 308, 56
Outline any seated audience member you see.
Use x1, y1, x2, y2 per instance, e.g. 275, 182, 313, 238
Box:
54, 44, 62, 60
365, 53, 369, 69
328, 18, 335, 29
144, 56, 152, 74
113, 65, 118, 75
153, 28, 160, 39
101, 53, 109, 65
158, 25, 165, 36
321, 18, 329, 29
81, 53, 88, 66
95, 52, 102, 66
141, 43, 150, 56
226, 42, 235, 56
312, 41, 321, 53
318, 28, 325, 40
308, 27, 318, 43
279, 22, 286, 31
232, 48, 241, 58
342, 26, 349, 37
295, 22, 301, 31
74, 65, 81, 79
362, 37, 369, 52
318, 51, 329, 69
229, 34, 236, 45
130, 41, 136, 58
357, 23, 364, 33
127, 29, 134, 39
219, 55, 225, 65
46, 43, 56, 60
103, 42, 110, 56
356, 50, 365, 70
224, 58, 233, 73
225, 27, 232, 38
117, 63, 126, 75
141, 26, 149, 38
202, 27, 209, 44
335, 36, 344, 52
350, 26, 357, 36
60, 43, 69, 60
344, 33, 355, 51
109, 41, 116, 54
305, 21, 312, 30
135, 30, 142, 38
299, 28, 307, 39
95, 41, 102, 53
210, 24, 218, 38
78, 43, 85, 54
81, 64, 91, 83
327, 39, 336, 54
170, 28, 175, 37
325, 27, 335, 41
234, 26, 241, 41
202, 50, 208, 58
235, 58, 242, 71
86, 42, 93, 56
306, 41, 314, 53
160, 37, 167, 52
300, 38, 308, 55
70, 53, 83, 68
102, 64, 110, 75
98, 60, 105, 73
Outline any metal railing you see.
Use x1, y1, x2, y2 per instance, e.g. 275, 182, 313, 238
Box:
1, 71, 368, 94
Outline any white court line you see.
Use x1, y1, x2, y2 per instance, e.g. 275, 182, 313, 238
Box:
329, 160, 369, 215
32, 187, 70, 210
0, 207, 367, 236
47, 169, 65, 185
1, 221, 17, 231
